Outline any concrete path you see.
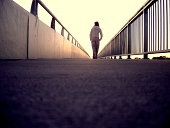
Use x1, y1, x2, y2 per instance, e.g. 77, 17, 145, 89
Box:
0, 59, 170, 128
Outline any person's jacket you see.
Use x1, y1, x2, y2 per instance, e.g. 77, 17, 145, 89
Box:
90, 26, 103, 41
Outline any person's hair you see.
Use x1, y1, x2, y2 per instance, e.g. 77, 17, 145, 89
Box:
94, 22, 99, 26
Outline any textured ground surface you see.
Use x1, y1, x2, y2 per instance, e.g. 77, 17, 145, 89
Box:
0, 59, 170, 128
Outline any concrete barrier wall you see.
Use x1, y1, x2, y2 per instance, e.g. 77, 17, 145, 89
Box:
54, 31, 64, 59
0, 0, 89, 59
0, 0, 28, 59
28, 14, 56, 59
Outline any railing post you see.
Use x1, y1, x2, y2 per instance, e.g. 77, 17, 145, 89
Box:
127, 55, 131, 59
71, 37, 74, 43
67, 33, 70, 40
51, 17, 55, 29
30, 0, 38, 16
128, 24, 131, 59
61, 27, 64, 36
144, 9, 148, 59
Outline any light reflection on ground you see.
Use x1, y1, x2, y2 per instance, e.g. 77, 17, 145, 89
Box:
109, 53, 170, 60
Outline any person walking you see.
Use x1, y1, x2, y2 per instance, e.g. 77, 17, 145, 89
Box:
90, 21, 103, 59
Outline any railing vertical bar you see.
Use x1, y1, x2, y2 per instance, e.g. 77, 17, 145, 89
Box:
119, 34, 121, 55
149, 8, 151, 52
120, 32, 122, 54
155, 1, 158, 51
160, 0, 163, 50
133, 22, 135, 54
154, 3, 156, 51
154, 4, 156, 51
137, 18, 139, 53
122, 31, 124, 54
118, 35, 119, 54
117, 35, 119, 55
113, 39, 115, 55
128, 24, 131, 55
162, 0, 165, 50
151, 6, 152, 52
126, 28, 128, 54
158, 0, 160, 51
115, 36, 118, 54
148, 8, 150, 52
125, 28, 128, 54
140, 15, 143, 53
138, 16, 140, 53
111, 39, 113, 55
139, 16, 141, 53
168, 0, 170, 49
144, 8, 148, 59
115, 37, 116, 55
162, 0, 164, 50
166, 0, 169, 49
153, 4, 155, 51
164, 0, 168, 50
131, 23, 133, 54
148, 8, 152, 52
110, 42, 111, 56
124, 30, 125, 54
151, 6, 153, 52
138, 17, 140, 53
112, 39, 114, 55
115, 37, 117, 55
142, 14, 144, 53
135, 20, 137, 53
123, 30, 125, 54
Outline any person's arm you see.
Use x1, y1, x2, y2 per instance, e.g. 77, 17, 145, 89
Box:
90, 29, 92, 41
99, 28, 103, 41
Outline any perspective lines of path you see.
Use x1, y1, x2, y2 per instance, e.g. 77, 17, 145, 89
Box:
0, 59, 170, 128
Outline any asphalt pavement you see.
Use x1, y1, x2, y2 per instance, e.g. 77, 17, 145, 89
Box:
0, 59, 170, 128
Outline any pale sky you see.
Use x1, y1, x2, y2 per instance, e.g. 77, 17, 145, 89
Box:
13, 0, 148, 57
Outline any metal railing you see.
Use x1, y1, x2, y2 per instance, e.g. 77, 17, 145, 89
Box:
98, 0, 170, 59
30, 0, 89, 57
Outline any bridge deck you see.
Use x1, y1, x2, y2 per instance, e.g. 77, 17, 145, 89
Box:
0, 59, 170, 128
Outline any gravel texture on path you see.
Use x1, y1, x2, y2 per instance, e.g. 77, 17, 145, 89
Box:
0, 59, 170, 128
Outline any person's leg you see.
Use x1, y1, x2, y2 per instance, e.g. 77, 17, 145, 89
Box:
91, 41, 96, 59
94, 42, 97, 59
96, 42, 99, 59
91, 38, 99, 59
94, 41, 98, 59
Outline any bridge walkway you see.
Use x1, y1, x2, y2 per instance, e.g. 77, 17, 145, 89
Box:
0, 59, 170, 128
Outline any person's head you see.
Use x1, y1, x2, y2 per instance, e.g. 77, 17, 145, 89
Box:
94, 21, 99, 26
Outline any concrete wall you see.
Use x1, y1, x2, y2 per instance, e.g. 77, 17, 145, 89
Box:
28, 14, 56, 59
0, 0, 28, 59
0, 0, 89, 59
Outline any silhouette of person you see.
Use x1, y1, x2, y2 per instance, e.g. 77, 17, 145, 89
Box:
90, 21, 103, 59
